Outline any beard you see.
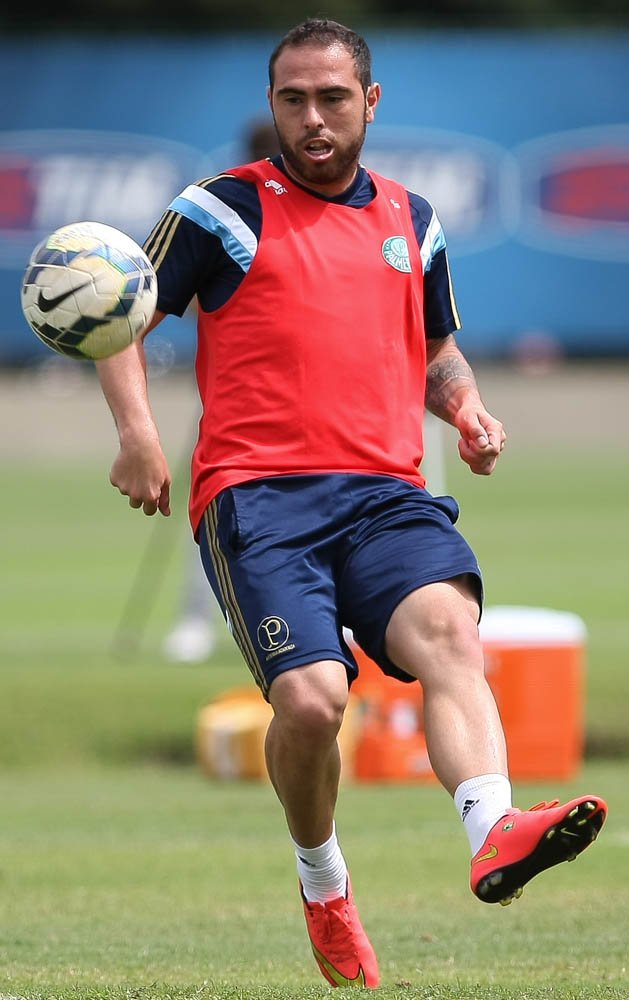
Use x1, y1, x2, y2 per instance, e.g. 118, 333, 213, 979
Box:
275, 121, 366, 189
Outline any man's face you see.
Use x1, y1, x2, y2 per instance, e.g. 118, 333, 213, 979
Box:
268, 43, 380, 196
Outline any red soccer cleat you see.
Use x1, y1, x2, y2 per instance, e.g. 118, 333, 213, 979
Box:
300, 878, 380, 988
471, 795, 608, 905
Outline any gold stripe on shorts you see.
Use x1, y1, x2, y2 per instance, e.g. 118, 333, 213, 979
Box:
203, 503, 268, 695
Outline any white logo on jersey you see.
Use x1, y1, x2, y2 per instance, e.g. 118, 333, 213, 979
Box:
265, 179, 288, 195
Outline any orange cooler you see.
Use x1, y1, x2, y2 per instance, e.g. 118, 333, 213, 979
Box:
350, 605, 585, 783
479, 606, 585, 780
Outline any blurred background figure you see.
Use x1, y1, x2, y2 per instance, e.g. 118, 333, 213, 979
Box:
163, 116, 280, 664
162, 542, 219, 662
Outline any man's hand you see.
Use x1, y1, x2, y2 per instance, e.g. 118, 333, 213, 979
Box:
425, 335, 506, 476
96, 320, 172, 517
95, 314, 172, 516
109, 435, 172, 516
455, 405, 506, 476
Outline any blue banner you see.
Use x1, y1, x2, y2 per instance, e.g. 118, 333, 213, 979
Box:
1, 32, 627, 363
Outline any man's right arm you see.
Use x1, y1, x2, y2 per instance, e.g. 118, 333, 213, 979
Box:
101, 172, 259, 515
95, 310, 172, 517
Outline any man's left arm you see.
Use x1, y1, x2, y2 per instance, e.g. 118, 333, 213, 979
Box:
425, 334, 506, 476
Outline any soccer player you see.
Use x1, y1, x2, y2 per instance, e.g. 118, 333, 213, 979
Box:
96, 19, 607, 989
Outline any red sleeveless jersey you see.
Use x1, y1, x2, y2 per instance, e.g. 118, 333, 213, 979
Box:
189, 160, 427, 533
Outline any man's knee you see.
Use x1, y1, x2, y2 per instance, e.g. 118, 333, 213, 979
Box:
427, 598, 480, 655
385, 579, 484, 683
269, 660, 349, 741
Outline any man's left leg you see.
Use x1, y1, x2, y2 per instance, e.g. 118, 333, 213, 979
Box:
385, 576, 607, 905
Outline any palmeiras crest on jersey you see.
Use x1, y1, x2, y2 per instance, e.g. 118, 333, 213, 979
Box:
382, 235, 412, 273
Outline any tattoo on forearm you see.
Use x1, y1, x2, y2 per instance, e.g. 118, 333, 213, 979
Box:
425, 354, 477, 418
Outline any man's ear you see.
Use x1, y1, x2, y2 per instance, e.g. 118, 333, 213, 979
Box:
365, 82, 381, 124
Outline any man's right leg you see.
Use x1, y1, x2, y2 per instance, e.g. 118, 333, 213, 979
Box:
266, 661, 380, 988
197, 482, 380, 986
266, 660, 347, 849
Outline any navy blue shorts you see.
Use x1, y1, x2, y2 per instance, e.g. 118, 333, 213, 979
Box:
198, 474, 482, 697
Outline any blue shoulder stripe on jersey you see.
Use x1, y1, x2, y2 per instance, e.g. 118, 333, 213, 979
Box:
408, 192, 447, 273
169, 193, 256, 273
424, 215, 446, 272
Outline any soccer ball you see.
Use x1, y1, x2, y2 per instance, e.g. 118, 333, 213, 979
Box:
21, 221, 157, 361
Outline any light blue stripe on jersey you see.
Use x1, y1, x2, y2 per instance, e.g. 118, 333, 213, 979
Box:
169, 184, 258, 273
420, 210, 447, 273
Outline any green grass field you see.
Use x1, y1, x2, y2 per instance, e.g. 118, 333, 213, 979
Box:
0, 364, 627, 998
1, 762, 628, 999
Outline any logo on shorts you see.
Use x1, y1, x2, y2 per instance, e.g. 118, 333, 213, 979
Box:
257, 615, 290, 652
382, 235, 412, 272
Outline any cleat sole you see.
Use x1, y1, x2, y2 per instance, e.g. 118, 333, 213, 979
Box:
475, 797, 606, 904
499, 887, 523, 906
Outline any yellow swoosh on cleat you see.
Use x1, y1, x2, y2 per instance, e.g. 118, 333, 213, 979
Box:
473, 844, 499, 864
311, 944, 366, 987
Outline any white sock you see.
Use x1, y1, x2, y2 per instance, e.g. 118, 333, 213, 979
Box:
454, 774, 513, 856
292, 824, 348, 904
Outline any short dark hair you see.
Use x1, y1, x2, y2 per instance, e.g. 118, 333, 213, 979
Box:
268, 18, 373, 94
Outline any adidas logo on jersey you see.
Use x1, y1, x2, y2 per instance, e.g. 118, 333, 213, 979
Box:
265, 179, 288, 195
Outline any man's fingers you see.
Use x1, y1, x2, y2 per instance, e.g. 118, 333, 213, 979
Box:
471, 426, 505, 455
127, 493, 164, 516
486, 427, 506, 452
158, 485, 171, 517
458, 436, 500, 475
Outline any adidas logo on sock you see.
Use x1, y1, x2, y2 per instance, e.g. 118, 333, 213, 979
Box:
462, 798, 480, 822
